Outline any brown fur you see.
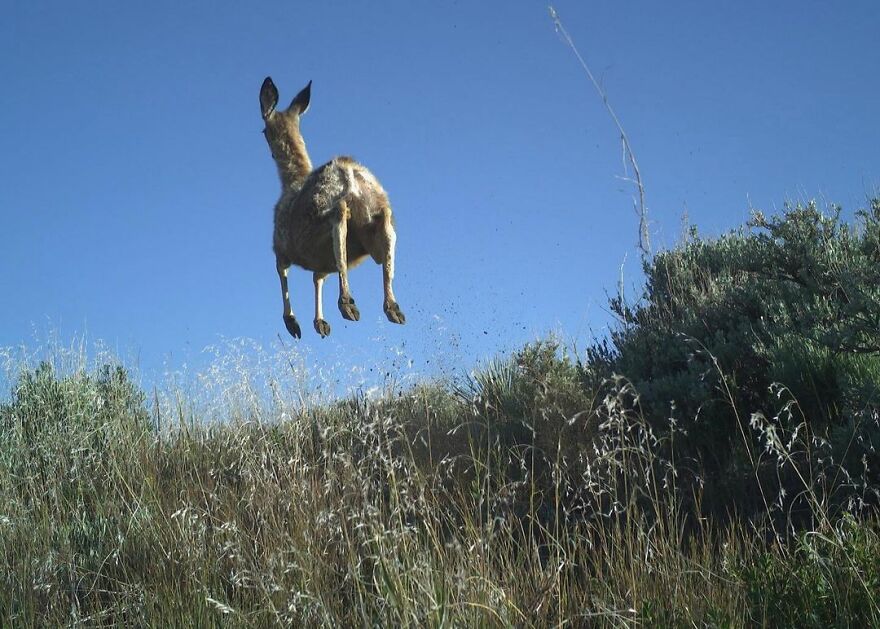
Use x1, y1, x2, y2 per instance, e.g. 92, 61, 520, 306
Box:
259, 77, 405, 338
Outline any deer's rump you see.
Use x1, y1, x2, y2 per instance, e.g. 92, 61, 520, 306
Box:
274, 207, 386, 275
273, 159, 391, 275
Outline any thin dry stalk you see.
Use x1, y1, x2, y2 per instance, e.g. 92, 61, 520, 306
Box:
548, 6, 651, 261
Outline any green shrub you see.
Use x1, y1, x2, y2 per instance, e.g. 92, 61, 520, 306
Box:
0, 362, 153, 625
588, 200, 880, 510
740, 515, 880, 626
0, 362, 151, 485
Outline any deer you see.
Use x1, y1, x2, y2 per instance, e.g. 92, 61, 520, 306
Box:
259, 76, 405, 339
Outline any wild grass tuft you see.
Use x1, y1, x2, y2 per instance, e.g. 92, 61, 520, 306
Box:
1, 340, 878, 626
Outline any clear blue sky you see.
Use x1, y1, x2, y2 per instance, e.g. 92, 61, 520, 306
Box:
2, 1, 878, 390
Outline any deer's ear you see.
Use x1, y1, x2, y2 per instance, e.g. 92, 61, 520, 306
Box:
260, 77, 279, 119
290, 80, 311, 116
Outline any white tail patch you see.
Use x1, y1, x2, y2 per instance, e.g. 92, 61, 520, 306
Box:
343, 165, 360, 199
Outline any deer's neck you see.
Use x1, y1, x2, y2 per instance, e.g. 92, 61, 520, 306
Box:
276, 133, 313, 191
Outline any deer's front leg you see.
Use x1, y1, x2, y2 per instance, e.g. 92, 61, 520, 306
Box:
332, 201, 360, 322
277, 259, 301, 339
313, 272, 331, 337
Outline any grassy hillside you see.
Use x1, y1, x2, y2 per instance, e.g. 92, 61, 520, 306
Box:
2, 201, 880, 626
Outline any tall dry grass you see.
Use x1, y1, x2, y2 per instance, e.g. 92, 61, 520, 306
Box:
1, 338, 878, 626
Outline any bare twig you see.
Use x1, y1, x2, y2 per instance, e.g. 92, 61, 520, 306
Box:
549, 6, 651, 261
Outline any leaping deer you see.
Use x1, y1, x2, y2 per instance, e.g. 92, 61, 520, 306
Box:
259, 77, 405, 338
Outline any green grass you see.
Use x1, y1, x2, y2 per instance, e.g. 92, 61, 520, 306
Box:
1, 341, 878, 627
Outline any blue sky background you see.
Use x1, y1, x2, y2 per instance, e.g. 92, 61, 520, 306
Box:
1, 1, 878, 391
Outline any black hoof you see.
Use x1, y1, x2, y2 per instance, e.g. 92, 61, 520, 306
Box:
314, 318, 331, 338
384, 302, 406, 325
339, 296, 360, 322
283, 315, 302, 339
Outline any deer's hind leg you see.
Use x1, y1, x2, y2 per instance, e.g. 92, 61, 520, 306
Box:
332, 200, 360, 322
276, 258, 302, 339
313, 272, 331, 337
364, 210, 405, 325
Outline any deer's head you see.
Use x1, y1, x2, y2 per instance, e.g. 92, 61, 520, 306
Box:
260, 77, 313, 186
